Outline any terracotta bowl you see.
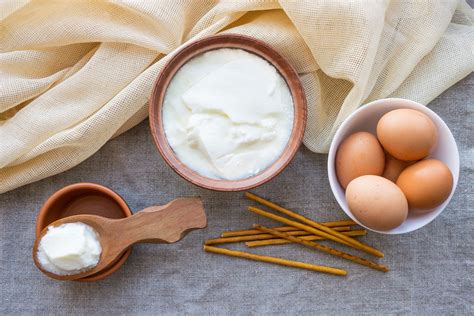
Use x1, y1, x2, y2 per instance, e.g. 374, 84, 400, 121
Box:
35, 183, 133, 282
149, 34, 307, 191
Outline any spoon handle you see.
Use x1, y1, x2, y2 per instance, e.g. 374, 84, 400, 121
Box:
110, 197, 207, 247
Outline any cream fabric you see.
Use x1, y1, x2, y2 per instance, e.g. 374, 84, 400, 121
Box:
0, 0, 473, 194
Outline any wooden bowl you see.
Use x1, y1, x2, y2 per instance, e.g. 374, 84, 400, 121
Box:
35, 183, 133, 282
149, 34, 306, 191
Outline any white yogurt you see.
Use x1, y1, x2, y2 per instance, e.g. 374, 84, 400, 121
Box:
37, 222, 101, 275
162, 48, 294, 180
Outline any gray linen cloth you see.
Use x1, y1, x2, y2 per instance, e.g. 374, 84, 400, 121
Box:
0, 74, 472, 315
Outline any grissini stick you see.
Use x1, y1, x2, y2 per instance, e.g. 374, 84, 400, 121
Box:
203, 245, 347, 276
254, 225, 388, 273
246, 192, 383, 257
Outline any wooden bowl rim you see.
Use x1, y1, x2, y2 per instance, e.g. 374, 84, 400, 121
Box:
149, 34, 307, 191
36, 182, 132, 282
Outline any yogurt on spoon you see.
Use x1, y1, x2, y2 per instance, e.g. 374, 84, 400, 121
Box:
37, 222, 101, 275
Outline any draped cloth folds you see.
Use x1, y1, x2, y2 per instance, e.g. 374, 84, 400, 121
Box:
1, 0, 473, 193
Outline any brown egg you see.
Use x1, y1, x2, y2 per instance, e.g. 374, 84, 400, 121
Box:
396, 159, 453, 210
382, 153, 415, 182
335, 132, 385, 189
346, 175, 408, 231
377, 109, 437, 161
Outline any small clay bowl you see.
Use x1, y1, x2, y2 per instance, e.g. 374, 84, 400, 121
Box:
36, 183, 132, 282
149, 34, 306, 191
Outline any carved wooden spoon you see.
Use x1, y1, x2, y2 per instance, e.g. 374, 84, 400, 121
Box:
33, 197, 206, 281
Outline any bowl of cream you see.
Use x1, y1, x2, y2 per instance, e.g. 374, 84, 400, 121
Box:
149, 34, 306, 191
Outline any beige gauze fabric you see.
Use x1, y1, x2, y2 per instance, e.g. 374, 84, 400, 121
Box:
0, 0, 473, 194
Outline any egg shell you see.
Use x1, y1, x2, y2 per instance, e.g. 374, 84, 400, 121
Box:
377, 109, 437, 161
396, 159, 453, 210
346, 175, 408, 231
335, 132, 385, 189
382, 153, 415, 182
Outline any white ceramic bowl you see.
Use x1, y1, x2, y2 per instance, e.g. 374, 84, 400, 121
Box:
328, 98, 459, 234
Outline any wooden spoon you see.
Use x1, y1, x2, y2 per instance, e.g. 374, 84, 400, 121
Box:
33, 197, 207, 281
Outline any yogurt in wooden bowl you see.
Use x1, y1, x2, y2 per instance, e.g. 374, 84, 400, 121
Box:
149, 34, 306, 191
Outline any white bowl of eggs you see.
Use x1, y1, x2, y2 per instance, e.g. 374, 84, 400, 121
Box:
328, 98, 459, 234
